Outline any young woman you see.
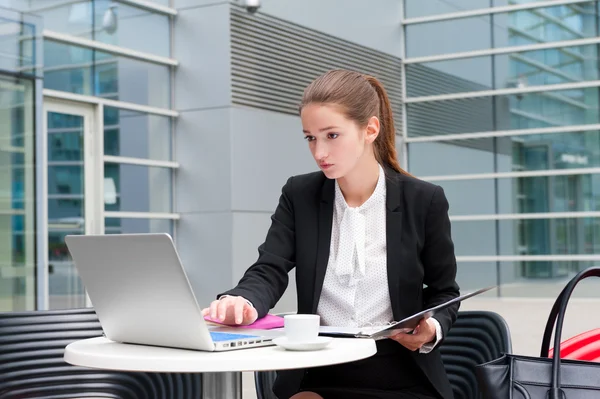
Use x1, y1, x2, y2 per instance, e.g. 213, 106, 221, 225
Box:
204, 69, 460, 399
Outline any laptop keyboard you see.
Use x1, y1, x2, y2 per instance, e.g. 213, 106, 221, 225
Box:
210, 331, 259, 342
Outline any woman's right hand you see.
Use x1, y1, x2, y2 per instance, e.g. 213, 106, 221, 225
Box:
202, 296, 258, 326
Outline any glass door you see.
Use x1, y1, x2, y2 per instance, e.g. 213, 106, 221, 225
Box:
43, 99, 101, 309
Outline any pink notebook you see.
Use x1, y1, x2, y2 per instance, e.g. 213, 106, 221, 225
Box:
204, 313, 284, 330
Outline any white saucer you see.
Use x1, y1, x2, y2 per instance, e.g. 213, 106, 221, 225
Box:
273, 336, 333, 351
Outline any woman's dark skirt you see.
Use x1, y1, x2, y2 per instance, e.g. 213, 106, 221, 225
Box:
298, 339, 440, 399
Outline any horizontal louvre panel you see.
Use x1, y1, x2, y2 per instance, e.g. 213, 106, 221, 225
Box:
230, 5, 403, 131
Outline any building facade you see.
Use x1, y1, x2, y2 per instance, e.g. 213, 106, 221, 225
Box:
403, 0, 600, 297
0, 0, 599, 313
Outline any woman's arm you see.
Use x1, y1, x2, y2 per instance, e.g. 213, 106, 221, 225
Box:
218, 176, 297, 318
421, 185, 460, 337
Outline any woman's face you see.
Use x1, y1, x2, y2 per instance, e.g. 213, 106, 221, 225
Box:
301, 103, 378, 179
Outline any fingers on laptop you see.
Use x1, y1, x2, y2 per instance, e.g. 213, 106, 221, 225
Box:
234, 299, 246, 324
207, 296, 256, 325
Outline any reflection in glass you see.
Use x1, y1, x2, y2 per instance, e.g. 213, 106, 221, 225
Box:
404, 0, 489, 19
104, 163, 172, 213
93, 1, 170, 57
435, 175, 600, 216
44, 41, 170, 108
0, 77, 35, 311
407, 88, 600, 138
406, 3, 598, 57
458, 261, 600, 297
453, 216, 596, 256
16, 0, 169, 57
409, 131, 600, 177
406, 45, 600, 98
0, 13, 38, 77
47, 111, 86, 309
105, 218, 173, 236
103, 107, 171, 161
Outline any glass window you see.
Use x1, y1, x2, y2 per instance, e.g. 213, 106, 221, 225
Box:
453, 216, 598, 260
408, 131, 600, 177
405, 58, 494, 97
428, 174, 600, 216
105, 218, 173, 236
405, 45, 599, 98
104, 163, 172, 213
0, 77, 35, 311
405, 4, 599, 58
134, 0, 169, 6
17, 0, 170, 57
457, 261, 600, 297
428, 175, 600, 216
404, 0, 490, 19
104, 107, 172, 161
44, 41, 170, 108
406, 15, 492, 58
406, 87, 600, 138
0, 11, 40, 77
94, 1, 170, 58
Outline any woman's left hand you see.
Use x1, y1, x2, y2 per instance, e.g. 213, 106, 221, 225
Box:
389, 318, 437, 351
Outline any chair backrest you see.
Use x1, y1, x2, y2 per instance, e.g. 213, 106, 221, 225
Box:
255, 310, 512, 399
0, 308, 202, 399
440, 310, 512, 399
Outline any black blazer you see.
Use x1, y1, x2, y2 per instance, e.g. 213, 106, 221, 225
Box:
222, 166, 460, 399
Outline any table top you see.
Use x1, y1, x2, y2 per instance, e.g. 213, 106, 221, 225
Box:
64, 337, 377, 373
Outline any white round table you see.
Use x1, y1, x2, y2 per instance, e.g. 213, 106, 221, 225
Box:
64, 337, 377, 399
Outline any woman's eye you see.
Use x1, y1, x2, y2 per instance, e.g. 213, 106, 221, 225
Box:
304, 136, 315, 142
328, 133, 339, 139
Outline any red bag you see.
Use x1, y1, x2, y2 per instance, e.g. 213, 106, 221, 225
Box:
549, 328, 600, 362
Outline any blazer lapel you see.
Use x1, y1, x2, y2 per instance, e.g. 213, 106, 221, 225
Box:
311, 177, 334, 313
385, 169, 404, 319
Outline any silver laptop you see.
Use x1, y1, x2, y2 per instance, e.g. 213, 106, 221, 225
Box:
64, 233, 274, 352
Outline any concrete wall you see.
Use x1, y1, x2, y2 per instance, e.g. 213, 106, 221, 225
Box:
172, 0, 405, 312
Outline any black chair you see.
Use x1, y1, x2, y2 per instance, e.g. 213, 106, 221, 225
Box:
0, 308, 202, 399
255, 310, 512, 399
440, 310, 512, 399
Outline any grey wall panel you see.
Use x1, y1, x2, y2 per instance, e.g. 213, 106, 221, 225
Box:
175, 212, 233, 308
230, 106, 316, 212
173, 3, 232, 112
175, 108, 232, 213
229, 4, 403, 132
232, 211, 297, 312
254, 0, 403, 58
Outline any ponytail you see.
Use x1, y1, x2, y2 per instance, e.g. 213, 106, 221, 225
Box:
364, 75, 411, 176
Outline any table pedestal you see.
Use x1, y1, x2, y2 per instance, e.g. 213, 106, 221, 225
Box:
202, 371, 243, 399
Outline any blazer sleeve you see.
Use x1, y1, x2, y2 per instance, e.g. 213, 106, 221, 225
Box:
218, 176, 296, 318
421, 185, 460, 338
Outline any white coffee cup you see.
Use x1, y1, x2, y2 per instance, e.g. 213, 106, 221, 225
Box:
284, 314, 320, 343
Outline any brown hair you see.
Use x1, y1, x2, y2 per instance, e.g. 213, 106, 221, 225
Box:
300, 69, 410, 176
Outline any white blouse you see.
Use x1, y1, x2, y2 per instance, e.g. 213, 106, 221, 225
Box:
317, 164, 442, 353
